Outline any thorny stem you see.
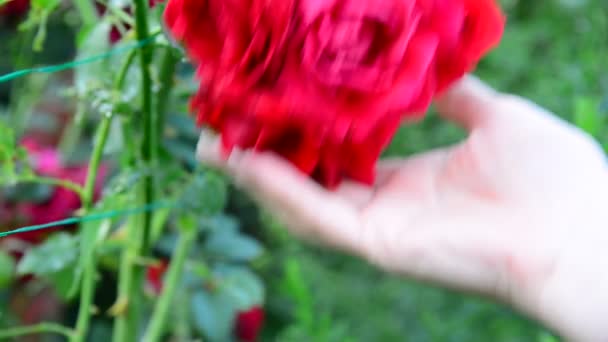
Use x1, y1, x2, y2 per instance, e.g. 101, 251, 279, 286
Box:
133, 0, 154, 256
142, 225, 196, 342
111, 27, 149, 342
82, 116, 111, 209
9, 176, 84, 197
111, 218, 140, 342
71, 114, 113, 342
0, 323, 75, 339
155, 47, 178, 162
112, 0, 156, 340
115, 48, 138, 168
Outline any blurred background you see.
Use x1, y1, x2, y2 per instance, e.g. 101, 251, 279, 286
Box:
0, 0, 606, 341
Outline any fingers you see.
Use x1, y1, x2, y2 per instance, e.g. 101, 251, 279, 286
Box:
434, 75, 500, 130
196, 131, 364, 254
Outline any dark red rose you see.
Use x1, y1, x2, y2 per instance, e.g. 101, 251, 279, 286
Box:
0, 0, 30, 20
145, 259, 169, 295
234, 306, 265, 342
164, 0, 504, 188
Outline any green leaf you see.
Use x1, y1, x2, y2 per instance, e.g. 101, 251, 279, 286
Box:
190, 265, 265, 341
46, 265, 77, 300
205, 230, 263, 262
31, 0, 60, 10
538, 331, 560, 342
190, 290, 236, 342
0, 250, 16, 289
150, 206, 173, 244
201, 214, 240, 234
74, 20, 112, 94
79, 218, 112, 268
179, 171, 227, 216
574, 97, 601, 137
166, 114, 200, 140
102, 169, 144, 198
17, 0, 60, 51
0, 120, 18, 184
2, 182, 54, 203
17, 233, 78, 275
214, 264, 265, 310
163, 139, 198, 168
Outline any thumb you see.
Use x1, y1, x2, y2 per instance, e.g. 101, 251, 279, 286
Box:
434, 75, 500, 131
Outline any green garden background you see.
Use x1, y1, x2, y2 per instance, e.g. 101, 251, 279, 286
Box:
0, 0, 606, 341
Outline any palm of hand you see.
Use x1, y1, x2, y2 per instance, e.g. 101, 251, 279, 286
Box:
197, 77, 608, 340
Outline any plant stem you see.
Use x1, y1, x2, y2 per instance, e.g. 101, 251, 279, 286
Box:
114, 48, 138, 168
0, 323, 75, 339
114, 49, 138, 90
142, 226, 196, 342
111, 218, 140, 342
10, 176, 84, 197
110, 1, 156, 341
133, 0, 155, 255
73, 0, 98, 29
110, 29, 148, 342
155, 47, 178, 162
71, 114, 113, 342
82, 115, 112, 209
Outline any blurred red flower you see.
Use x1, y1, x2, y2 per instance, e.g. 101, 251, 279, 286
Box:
235, 306, 265, 342
145, 259, 169, 295
0, 0, 30, 19
164, 0, 505, 188
0, 137, 106, 245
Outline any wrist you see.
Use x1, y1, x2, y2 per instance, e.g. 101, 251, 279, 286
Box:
536, 257, 608, 341
534, 192, 608, 341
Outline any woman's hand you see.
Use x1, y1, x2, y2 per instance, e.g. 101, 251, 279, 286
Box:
197, 76, 608, 341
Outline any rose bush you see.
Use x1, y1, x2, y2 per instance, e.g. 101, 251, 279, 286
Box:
145, 260, 266, 342
0, 137, 106, 244
164, 0, 505, 187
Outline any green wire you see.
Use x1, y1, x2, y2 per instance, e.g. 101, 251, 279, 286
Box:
0, 32, 172, 239
0, 33, 160, 84
0, 201, 174, 238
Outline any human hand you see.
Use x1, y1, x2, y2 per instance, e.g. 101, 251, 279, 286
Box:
196, 76, 608, 341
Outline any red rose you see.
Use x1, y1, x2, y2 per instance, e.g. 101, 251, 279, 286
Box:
0, 0, 30, 20
164, 0, 504, 188
145, 259, 169, 295
163, 0, 294, 86
234, 306, 265, 342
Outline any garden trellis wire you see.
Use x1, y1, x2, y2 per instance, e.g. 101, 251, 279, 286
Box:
1, 31, 175, 239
